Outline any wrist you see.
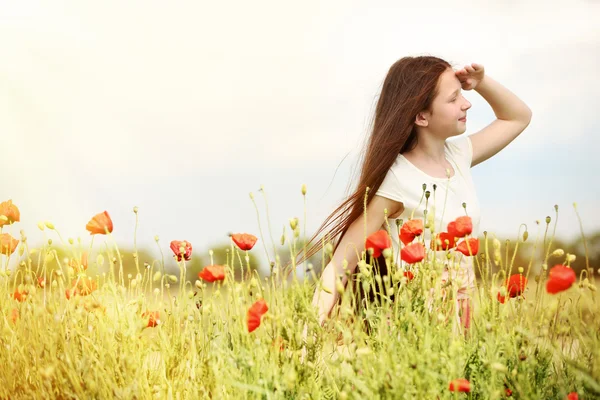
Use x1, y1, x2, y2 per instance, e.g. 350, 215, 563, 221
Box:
474, 76, 490, 92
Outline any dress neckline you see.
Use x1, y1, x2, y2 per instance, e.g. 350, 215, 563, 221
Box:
399, 146, 458, 182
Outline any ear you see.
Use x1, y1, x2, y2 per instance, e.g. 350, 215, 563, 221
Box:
415, 111, 429, 127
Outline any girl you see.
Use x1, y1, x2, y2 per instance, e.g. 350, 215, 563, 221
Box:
300, 55, 532, 332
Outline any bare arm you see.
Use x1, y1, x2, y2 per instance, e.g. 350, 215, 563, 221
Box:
311, 194, 404, 325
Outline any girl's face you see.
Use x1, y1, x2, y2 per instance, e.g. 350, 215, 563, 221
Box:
422, 68, 472, 138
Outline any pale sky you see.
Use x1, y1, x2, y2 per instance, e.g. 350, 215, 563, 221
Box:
1, 0, 599, 271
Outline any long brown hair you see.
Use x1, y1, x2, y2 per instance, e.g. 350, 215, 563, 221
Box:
293, 55, 452, 270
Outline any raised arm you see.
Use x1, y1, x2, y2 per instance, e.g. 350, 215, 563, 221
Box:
311, 194, 404, 326
455, 64, 532, 168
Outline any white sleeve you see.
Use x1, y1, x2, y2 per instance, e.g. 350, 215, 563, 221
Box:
447, 135, 473, 168
375, 167, 405, 204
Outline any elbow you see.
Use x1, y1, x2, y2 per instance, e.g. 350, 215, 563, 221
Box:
520, 106, 533, 127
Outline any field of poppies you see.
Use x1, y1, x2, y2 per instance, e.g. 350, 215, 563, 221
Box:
0, 196, 598, 399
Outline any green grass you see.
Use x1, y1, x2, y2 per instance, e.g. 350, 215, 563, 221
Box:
0, 198, 598, 399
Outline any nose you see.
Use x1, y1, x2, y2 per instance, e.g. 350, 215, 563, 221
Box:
462, 98, 472, 111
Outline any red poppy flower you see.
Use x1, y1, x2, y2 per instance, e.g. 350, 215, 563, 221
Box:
198, 265, 226, 282
9, 308, 19, 324
447, 216, 472, 238
497, 292, 507, 304
231, 233, 258, 251
448, 378, 471, 393
400, 219, 423, 245
403, 271, 415, 281
401, 242, 425, 264
506, 275, 527, 297
66, 277, 97, 299
365, 230, 392, 258
170, 240, 193, 261
456, 238, 479, 256
247, 299, 268, 333
0, 233, 19, 256
498, 274, 527, 303
142, 310, 160, 328
0, 199, 20, 226
546, 265, 576, 294
505, 388, 513, 397
566, 393, 579, 400
86, 211, 113, 235
430, 232, 457, 251
12, 287, 29, 302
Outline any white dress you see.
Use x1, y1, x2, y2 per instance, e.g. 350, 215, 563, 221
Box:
375, 134, 481, 300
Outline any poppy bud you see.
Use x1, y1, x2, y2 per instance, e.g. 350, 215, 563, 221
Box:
301, 184, 307, 195
133, 206, 139, 214
545, 216, 551, 224
289, 218, 298, 230
551, 249, 564, 257
382, 248, 392, 259
493, 238, 501, 250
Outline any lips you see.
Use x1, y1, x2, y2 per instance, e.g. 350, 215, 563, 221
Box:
459, 117, 467, 122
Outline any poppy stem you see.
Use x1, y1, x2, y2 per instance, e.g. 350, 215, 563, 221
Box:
551, 294, 562, 341
249, 193, 273, 266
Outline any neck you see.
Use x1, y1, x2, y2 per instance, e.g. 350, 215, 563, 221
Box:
411, 135, 447, 164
